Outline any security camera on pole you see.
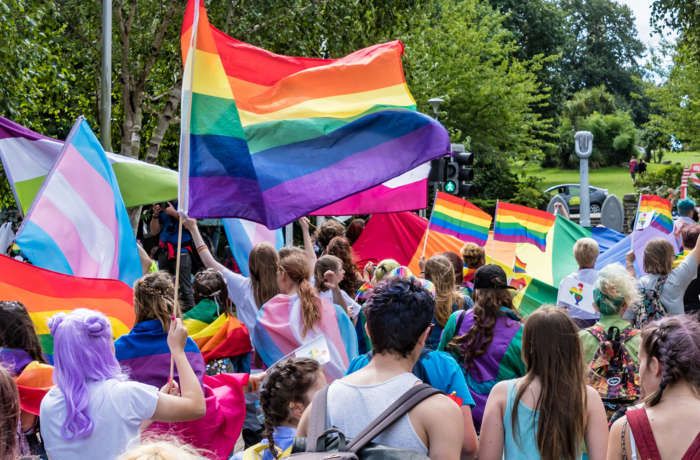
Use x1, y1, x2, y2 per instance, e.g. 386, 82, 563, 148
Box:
575, 131, 594, 227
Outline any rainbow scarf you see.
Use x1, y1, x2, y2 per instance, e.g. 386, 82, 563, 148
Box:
185, 299, 252, 362
114, 320, 246, 459
0, 255, 134, 359
493, 201, 556, 251
178, 0, 449, 227
252, 294, 358, 381
0, 348, 53, 416
429, 192, 491, 246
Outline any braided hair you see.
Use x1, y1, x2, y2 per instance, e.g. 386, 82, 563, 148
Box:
259, 358, 322, 458
193, 268, 232, 316
641, 316, 700, 406
134, 272, 176, 331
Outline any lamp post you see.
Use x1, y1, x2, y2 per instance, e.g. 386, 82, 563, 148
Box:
575, 131, 594, 227
100, 0, 112, 151
428, 97, 444, 120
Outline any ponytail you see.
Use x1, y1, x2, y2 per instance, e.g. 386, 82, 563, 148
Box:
281, 252, 323, 335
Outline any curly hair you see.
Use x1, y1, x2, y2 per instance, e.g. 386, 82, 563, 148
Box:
461, 242, 485, 269
0, 301, 45, 363
260, 358, 322, 459
325, 236, 362, 296
134, 272, 176, 331
193, 269, 232, 316
314, 219, 345, 253
449, 287, 518, 370
641, 316, 700, 406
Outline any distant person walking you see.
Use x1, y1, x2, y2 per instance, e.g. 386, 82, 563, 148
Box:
629, 157, 638, 182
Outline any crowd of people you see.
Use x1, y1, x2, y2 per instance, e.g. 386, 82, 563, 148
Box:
1, 206, 700, 460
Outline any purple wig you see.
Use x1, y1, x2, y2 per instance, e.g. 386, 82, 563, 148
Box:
48, 309, 124, 440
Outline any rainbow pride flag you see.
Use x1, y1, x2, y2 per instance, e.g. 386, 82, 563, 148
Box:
14, 117, 141, 286
493, 202, 556, 251
636, 194, 673, 233
0, 255, 135, 357
178, 0, 449, 227
429, 192, 491, 246
513, 256, 527, 273
184, 299, 252, 362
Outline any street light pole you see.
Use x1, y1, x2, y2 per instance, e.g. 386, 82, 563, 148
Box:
100, 0, 112, 151
575, 131, 594, 227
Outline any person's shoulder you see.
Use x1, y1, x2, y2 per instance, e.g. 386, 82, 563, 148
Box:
414, 391, 462, 421
40, 386, 65, 411
347, 353, 371, 374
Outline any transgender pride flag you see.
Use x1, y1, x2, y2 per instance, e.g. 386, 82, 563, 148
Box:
222, 218, 283, 277
15, 118, 142, 287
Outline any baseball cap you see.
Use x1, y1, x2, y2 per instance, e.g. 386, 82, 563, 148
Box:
473, 264, 515, 290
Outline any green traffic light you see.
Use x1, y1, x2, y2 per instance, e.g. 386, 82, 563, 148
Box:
444, 181, 457, 193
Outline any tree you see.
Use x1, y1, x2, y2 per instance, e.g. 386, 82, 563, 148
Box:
651, 0, 700, 58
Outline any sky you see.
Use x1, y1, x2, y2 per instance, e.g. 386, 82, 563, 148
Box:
618, 0, 656, 48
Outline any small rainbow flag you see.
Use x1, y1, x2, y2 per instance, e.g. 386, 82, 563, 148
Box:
513, 256, 527, 273
0, 255, 134, 357
493, 202, 556, 251
179, 0, 449, 227
429, 192, 491, 246
637, 194, 673, 233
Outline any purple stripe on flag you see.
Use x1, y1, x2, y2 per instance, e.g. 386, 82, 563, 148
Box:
0, 116, 55, 141
188, 176, 264, 221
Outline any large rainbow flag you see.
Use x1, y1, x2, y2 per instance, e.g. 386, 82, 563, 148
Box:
0, 255, 135, 357
184, 299, 252, 363
14, 118, 142, 286
636, 194, 673, 233
428, 192, 492, 246
178, 0, 449, 228
493, 201, 556, 251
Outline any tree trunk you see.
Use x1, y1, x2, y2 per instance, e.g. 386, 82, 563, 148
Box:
145, 78, 182, 163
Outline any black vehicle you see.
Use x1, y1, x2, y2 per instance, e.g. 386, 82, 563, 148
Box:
544, 184, 608, 214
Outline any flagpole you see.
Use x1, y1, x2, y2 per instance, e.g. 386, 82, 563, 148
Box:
169, 215, 184, 384
421, 189, 439, 259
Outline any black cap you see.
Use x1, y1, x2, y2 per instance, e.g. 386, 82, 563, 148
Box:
473, 264, 515, 290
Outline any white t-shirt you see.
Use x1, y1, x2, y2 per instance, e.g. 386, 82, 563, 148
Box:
319, 288, 361, 319
220, 270, 258, 334
40, 379, 159, 460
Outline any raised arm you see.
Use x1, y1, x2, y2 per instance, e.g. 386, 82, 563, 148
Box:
149, 204, 162, 235
184, 217, 227, 274
299, 217, 317, 271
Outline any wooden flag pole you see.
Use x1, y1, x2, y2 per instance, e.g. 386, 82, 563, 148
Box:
169, 212, 184, 384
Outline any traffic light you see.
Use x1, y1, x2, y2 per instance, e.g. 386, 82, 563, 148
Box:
455, 150, 475, 197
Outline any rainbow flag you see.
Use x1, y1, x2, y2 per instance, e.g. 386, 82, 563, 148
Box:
251, 294, 358, 382
184, 299, 252, 362
222, 218, 283, 277
14, 118, 142, 286
0, 349, 54, 415
636, 194, 673, 233
429, 192, 491, 246
178, 0, 449, 227
0, 255, 135, 357
513, 256, 527, 273
493, 201, 556, 251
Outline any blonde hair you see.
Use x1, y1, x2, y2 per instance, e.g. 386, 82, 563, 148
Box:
643, 238, 674, 275
372, 259, 400, 283
573, 238, 599, 268
461, 243, 485, 268
594, 263, 641, 313
424, 255, 464, 327
134, 272, 175, 331
118, 438, 208, 460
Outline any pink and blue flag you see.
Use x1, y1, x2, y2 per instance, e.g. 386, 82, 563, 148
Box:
222, 218, 284, 277
15, 118, 142, 286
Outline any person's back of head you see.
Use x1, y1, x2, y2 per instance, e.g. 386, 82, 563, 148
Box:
315, 219, 345, 253
0, 365, 19, 460
681, 224, 700, 250
134, 272, 176, 331
677, 198, 696, 218
372, 259, 400, 284
640, 316, 700, 406
280, 252, 322, 335
326, 236, 362, 294
345, 218, 365, 245
118, 438, 207, 460
424, 254, 462, 327
515, 307, 587, 460
441, 251, 464, 285
314, 254, 343, 292
0, 300, 46, 363
461, 243, 485, 269
574, 237, 599, 269
643, 238, 675, 275
365, 278, 435, 358
259, 358, 325, 458
250, 242, 280, 308
193, 268, 231, 315
593, 263, 640, 316
48, 309, 123, 440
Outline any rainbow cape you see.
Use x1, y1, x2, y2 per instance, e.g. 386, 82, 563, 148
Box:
429, 192, 491, 246
0, 348, 54, 415
636, 194, 673, 233
114, 320, 246, 459
493, 201, 556, 251
178, 0, 449, 227
252, 294, 358, 381
0, 255, 134, 358
184, 299, 252, 362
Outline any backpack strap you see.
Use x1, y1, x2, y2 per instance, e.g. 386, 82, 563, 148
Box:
626, 408, 662, 460
305, 385, 330, 452
587, 325, 607, 342
455, 310, 467, 334
681, 433, 700, 460
345, 383, 440, 453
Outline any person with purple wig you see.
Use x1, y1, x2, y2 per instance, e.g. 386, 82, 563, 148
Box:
39, 309, 205, 460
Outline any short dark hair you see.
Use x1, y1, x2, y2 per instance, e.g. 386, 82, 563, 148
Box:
365, 278, 434, 357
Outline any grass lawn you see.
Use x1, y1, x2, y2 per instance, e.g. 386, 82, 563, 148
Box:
526, 151, 700, 198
